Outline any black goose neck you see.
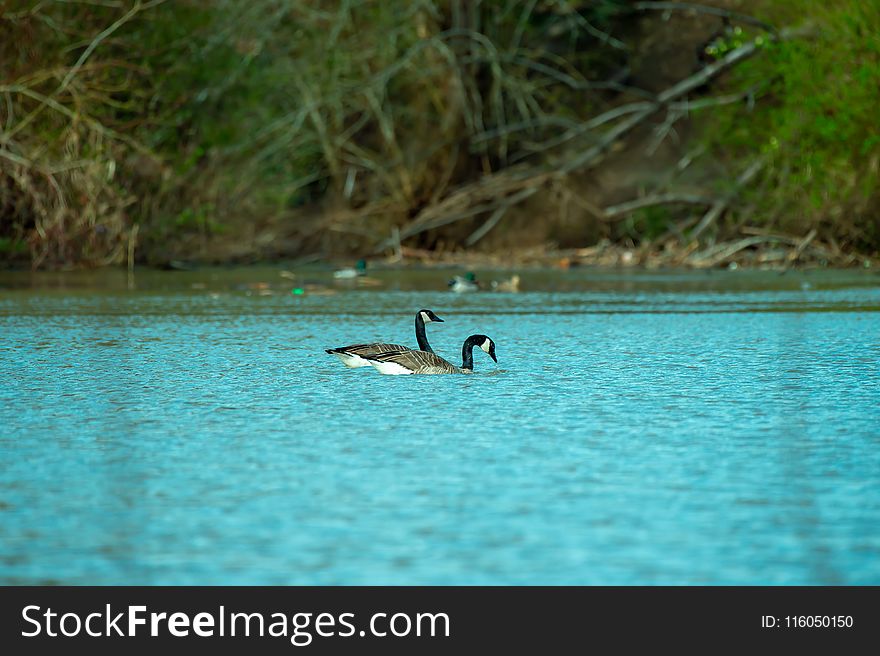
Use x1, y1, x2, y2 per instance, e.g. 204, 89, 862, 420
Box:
460, 336, 480, 371
414, 313, 433, 353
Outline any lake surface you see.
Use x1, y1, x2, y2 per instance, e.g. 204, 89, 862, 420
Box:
1, 267, 879, 584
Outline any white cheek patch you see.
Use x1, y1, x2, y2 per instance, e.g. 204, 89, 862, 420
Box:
481, 338, 492, 353
420, 311, 431, 323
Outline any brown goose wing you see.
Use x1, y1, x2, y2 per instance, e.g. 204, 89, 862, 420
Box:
328, 342, 409, 357
368, 349, 458, 374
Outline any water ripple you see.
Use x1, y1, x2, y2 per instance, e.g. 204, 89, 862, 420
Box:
0, 277, 879, 584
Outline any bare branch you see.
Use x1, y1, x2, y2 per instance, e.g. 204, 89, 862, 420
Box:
688, 236, 781, 267
560, 25, 808, 173
0, 147, 33, 167
465, 186, 539, 245
781, 227, 818, 272
691, 157, 767, 240
602, 193, 715, 219
632, 1, 777, 33
58, 1, 160, 94
0, 84, 152, 155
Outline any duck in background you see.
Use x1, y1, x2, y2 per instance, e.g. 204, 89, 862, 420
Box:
490, 274, 520, 293
448, 271, 480, 293
333, 259, 368, 279
333, 259, 382, 287
281, 270, 338, 296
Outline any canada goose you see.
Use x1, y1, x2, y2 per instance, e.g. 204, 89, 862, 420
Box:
325, 309, 444, 368
365, 334, 497, 375
448, 272, 480, 293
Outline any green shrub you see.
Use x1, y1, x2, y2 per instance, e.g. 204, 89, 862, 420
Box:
701, 0, 880, 251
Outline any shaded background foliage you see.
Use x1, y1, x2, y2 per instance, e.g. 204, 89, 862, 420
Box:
0, 0, 877, 268
704, 0, 880, 253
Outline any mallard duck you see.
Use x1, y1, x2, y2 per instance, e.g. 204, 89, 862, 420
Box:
333, 259, 368, 279
490, 274, 520, 293
448, 272, 480, 293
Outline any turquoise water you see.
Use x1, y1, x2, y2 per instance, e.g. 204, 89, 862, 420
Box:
1, 268, 879, 584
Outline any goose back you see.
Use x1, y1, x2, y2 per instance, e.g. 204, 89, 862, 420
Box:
366, 349, 463, 375
366, 334, 496, 375
325, 309, 443, 368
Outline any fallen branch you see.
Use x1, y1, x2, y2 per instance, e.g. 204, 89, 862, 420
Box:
560, 28, 774, 173
632, 1, 777, 34
560, 105, 655, 173
781, 227, 817, 272
739, 226, 800, 243
601, 193, 715, 220
465, 186, 539, 245
669, 88, 759, 113
522, 101, 655, 158
691, 157, 767, 240
652, 215, 701, 245
376, 23, 808, 256
372, 167, 552, 252
687, 236, 772, 266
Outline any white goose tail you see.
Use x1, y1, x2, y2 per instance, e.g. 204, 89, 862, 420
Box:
325, 349, 372, 368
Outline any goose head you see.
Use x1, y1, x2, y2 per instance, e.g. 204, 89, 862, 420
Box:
475, 334, 497, 362
418, 309, 444, 324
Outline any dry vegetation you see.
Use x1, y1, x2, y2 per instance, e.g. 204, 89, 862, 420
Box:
0, 1, 877, 269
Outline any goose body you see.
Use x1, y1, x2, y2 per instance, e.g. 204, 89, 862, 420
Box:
325, 309, 443, 368
365, 334, 497, 375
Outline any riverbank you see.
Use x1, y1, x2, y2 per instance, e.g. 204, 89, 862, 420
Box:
3, 2, 878, 271
0, 246, 874, 280
2, 260, 877, 299
391, 237, 876, 271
